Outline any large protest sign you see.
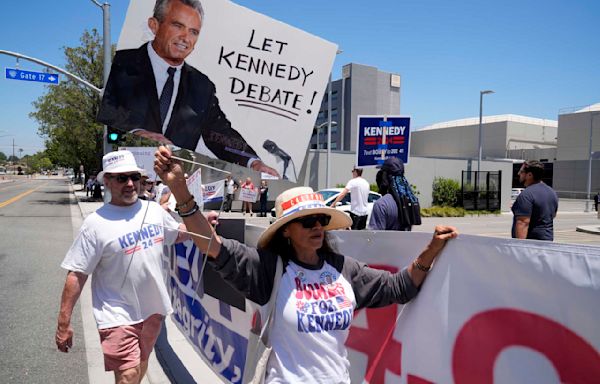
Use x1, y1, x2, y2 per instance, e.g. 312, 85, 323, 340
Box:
99, 0, 337, 181
335, 232, 600, 383
163, 230, 600, 383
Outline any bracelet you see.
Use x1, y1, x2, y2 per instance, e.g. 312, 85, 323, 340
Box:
413, 259, 431, 272
178, 202, 200, 218
175, 195, 195, 212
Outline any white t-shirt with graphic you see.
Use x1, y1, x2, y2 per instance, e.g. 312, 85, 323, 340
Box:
266, 260, 356, 383
213, 239, 419, 384
345, 177, 370, 216
61, 200, 180, 329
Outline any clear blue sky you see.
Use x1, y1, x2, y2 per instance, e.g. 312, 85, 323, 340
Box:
1, 0, 598, 156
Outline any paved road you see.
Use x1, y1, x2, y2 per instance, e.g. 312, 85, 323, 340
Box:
413, 211, 600, 245
0, 178, 89, 384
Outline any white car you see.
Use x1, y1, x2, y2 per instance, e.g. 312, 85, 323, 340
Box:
271, 188, 382, 222
511, 188, 524, 200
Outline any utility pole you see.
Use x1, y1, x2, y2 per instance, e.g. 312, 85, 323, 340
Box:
90, 0, 112, 154
12, 138, 15, 174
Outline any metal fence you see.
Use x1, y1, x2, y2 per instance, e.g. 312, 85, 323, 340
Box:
461, 171, 502, 211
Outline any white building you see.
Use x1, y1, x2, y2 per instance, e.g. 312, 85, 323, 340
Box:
553, 103, 600, 198
411, 114, 558, 161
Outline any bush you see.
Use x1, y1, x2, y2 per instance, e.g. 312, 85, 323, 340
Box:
421, 206, 466, 217
432, 177, 460, 207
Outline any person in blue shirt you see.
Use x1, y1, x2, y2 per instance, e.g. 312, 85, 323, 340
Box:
511, 160, 558, 241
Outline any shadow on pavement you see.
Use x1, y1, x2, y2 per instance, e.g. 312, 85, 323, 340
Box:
29, 198, 73, 206
154, 322, 196, 384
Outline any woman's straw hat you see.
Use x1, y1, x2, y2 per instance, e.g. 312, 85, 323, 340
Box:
257, 187, 351, 248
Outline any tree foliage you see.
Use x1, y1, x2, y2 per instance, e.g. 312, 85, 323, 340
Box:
30, 29, 109, 175
0, 152, 7, 162
22, 151, 54, 174
432, 177, 461, 207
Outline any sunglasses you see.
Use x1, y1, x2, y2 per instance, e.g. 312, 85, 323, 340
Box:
293, 214, 331, 228
109, 173, 142, 183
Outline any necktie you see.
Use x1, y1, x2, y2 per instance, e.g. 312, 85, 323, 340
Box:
159, 67, 176, 125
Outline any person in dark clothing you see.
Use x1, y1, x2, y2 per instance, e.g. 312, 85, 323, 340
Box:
92, 178, 103, 201
259, 180, 269, 217
594, 192, 599, 212
369, 157, 421, 231
511, 160, 558, 241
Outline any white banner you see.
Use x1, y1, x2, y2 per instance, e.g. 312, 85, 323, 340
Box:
113, 0, 337, 181
186, 168, 203, 210
202, 179, 225, 203
239, 188, 258, 203
119, 146, 158, 179
165, 231, 600, 383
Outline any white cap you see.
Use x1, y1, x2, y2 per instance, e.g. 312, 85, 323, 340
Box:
97, 150, 143, 182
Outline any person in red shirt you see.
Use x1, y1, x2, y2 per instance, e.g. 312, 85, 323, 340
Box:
241, 177, 256, 216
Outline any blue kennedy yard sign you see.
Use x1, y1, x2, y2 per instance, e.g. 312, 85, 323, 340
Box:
356, 116, 411, 167
5, 68, 59, 84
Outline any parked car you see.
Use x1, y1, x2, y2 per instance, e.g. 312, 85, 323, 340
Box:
271, 188, 382, 223
511, 188, 524, 200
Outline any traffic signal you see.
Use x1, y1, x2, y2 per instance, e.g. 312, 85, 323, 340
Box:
107, 127, 123, 144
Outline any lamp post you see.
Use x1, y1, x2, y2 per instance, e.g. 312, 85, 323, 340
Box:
326, 49, 343, 188
90, 0, 112, 154
585, 112, 599, 212
315, 121, 337, 149
478, 90, 494, 174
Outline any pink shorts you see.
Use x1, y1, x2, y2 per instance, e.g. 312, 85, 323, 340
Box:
98, 314, 164, 371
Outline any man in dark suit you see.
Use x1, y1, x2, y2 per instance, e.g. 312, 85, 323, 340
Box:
97, 0, 278, 176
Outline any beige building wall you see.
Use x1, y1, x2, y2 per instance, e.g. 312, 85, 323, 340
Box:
557, 109, 600, 161
411, 115, 557, 161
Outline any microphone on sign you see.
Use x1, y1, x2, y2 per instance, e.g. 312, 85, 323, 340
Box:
263, 140, 292, 180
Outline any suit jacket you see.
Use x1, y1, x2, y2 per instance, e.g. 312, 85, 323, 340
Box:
97, 43, 257, 166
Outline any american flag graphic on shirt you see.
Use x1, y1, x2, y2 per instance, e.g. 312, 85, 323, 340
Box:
336, 295, 352, 309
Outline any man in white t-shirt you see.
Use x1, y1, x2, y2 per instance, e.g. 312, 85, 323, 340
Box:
332, 167, 370, 230
224, 175, 238, 212
55, 150, 188, 383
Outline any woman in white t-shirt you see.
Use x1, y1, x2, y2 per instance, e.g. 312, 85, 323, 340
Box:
154, 146, 458, 383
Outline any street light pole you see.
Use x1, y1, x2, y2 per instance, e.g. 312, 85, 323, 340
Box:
478, 90, 494, 174
315, 121, 337, 150
326, 73, 332, 187
91, 0, 112, 155
325, 49, 343, 188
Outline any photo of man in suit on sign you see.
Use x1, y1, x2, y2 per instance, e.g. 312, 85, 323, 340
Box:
97, 0, 279, 177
